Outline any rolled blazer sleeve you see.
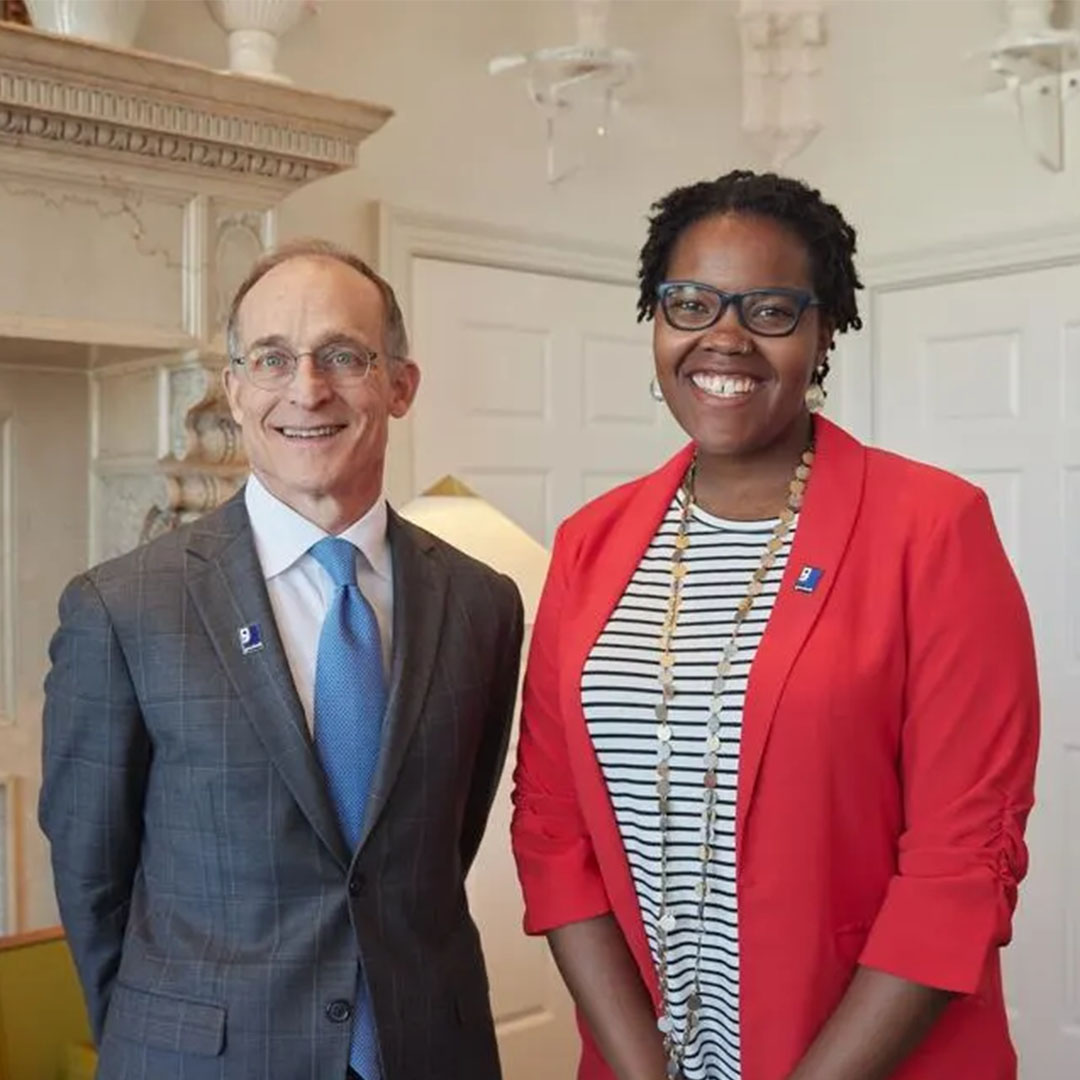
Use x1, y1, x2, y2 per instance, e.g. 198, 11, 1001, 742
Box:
859, 488, 1040, 994
511, 523, 612, 934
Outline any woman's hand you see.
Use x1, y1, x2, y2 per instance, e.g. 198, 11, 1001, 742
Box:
785, 966, 953, 1080
547, 914, 668, 1080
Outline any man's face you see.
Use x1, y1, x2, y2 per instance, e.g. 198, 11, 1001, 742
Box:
223, 256, 419, 523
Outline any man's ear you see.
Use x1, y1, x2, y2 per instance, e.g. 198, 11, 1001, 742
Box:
388, 359, 420, 419
222, 365, 245, 426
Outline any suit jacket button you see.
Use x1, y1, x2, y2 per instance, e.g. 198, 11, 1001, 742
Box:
348, 874, 365, 896
326, 999, 353, 1023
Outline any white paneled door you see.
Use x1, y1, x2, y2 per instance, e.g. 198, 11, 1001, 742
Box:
410, 257, 685, 544
873, 264, 1080, 1079
409, 255, 684, 1080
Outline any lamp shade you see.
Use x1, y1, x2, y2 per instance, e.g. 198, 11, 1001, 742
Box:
398, 477, 550, 624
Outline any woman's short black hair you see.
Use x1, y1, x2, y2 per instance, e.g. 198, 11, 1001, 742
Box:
637, 170, 864, 346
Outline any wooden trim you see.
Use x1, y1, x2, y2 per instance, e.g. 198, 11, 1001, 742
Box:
0, 313, 195, 352
863, 221, 1080, 291
0, 778, 15, 931
0, 926, 63, 952
0, 419, 10, 726
373, 202, 638, 326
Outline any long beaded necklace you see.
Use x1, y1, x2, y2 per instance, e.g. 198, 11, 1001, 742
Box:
654, 441, 815, 1079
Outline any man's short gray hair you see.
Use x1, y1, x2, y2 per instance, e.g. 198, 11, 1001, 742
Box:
225, 238, 410, 364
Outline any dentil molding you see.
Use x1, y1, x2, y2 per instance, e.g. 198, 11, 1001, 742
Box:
0, 21, 390, 190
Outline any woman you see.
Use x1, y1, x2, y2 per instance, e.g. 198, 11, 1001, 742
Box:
510, 171, 1038, 1080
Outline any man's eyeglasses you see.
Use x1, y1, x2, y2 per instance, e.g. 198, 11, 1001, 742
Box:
230, 341, 380, 391
656, 281, 821, 337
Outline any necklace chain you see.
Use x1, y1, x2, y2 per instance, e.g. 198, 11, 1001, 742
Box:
654, 443, 816, 1078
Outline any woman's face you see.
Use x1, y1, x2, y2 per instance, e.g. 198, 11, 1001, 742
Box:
653, 212, 832, 461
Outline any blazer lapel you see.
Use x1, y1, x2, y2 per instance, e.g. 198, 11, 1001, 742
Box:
736, 417, 866, 852
563, 445, 696, 1003
184, 493, 350, 871
358, 509, 448, 848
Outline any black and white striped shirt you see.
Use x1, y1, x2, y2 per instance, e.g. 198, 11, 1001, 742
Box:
582, 494, 796, 1080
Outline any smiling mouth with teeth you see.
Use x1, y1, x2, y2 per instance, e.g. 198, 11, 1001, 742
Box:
277, 425, 346, 439
689, 372, 759, 398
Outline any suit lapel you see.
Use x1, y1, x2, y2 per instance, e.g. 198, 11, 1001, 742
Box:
358, 509, 448, 848
736, 417, 866, 852
184, 493, 350, 870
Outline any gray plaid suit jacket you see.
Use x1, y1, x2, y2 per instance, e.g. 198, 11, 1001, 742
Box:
39, 491, 524, 1080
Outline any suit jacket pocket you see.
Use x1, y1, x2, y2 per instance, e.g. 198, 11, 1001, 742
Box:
105, 982, 226, 1056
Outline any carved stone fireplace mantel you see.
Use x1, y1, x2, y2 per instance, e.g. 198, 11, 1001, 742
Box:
0, 21, 389, 191
0, 21, 392, 559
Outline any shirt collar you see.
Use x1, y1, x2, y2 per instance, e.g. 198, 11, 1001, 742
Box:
245, 473, 391, 582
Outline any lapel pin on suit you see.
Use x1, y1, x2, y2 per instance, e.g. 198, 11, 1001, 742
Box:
238, 623, 264, 655
794, 566, 824, 594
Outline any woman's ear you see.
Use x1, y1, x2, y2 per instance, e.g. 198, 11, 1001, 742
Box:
818, 316, 836, 357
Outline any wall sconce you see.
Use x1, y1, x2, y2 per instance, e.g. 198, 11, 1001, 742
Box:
987, 0, 1080, 171
489, 0, 636, 185
737, 0, 826, 169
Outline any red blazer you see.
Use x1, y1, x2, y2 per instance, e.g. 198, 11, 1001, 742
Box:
511, 418, 1039, 1080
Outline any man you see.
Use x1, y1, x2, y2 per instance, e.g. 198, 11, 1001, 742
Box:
39, 239, 524, 1080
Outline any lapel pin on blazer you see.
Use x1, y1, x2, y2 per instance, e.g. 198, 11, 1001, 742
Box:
794, 566, 824, 594
238, 623, 264, 655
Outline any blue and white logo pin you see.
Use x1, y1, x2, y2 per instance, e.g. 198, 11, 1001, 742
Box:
238, 623, 264, 655
794, 566, 823, 594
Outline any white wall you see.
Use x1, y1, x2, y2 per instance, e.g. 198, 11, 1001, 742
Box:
133, 0, 1080, 456
137, 1, 1080, 263
137, 0, 757, 253
799, 0, 1080, 258
133, 0, 1080, 445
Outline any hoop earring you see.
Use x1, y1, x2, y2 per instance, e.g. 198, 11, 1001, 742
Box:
805, 365, 828, 413
650, 376, 665, 403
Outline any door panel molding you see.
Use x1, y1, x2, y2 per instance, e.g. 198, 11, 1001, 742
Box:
372, 203, 637, 507
838, 222, 1080, 447
374, 203, 637, 324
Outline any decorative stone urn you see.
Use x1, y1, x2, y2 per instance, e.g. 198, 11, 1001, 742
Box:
24, 0, 146, 48
206, 0, 310, 82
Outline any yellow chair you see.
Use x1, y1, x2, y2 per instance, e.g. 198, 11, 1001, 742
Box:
0, 928, 96, 1080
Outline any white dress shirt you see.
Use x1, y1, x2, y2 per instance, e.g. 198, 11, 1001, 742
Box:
245, 474, 394, 734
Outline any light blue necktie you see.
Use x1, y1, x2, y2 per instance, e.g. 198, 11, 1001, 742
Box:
311, 537, 386, 1080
